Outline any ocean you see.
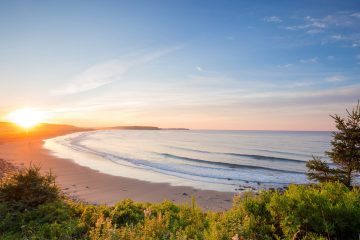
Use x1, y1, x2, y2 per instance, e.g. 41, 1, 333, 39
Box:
44, 130, 332, 192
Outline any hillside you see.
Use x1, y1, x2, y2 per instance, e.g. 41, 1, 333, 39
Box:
0, 122, 90, 142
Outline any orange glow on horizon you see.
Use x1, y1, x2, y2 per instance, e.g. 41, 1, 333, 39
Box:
6, 109, 45, 129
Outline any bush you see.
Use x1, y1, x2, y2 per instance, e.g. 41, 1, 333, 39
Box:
268, 182, 360, 239
0, 166, 60, 211
89, 213, 120, 240
206, 182, 360, 240
1, 166, 359, 239
110, 199, 146, 226
206, 191, 276, 240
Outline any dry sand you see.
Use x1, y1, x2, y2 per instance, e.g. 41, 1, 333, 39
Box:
0, 131, 235, 211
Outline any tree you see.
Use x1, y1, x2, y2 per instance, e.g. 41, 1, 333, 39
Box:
306, 102, 360, 187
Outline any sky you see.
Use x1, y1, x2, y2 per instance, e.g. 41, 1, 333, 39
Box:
0, 0, 359, 130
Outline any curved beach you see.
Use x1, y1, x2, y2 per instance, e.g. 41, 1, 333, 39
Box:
0, 131, 234, 211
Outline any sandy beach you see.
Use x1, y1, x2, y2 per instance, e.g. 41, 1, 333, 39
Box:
0, 130, 234, 211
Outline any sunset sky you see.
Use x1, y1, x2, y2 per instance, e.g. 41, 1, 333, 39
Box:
0, 0, 359, 130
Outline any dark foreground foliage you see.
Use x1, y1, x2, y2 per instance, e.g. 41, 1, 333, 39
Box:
0, 167, 359, 239
0, 166, 60, 211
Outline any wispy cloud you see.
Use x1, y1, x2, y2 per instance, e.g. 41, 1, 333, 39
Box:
299, 57, 318, 64
237, 84, 360, 103
263, 16, 282, 23
321, 33, 360, 48
325, 74, 347, 83
306, 29, 325, 34
284, 12, 360, 35
52, 46, 182, 95
195, 66, 219, 74
331, 34, 343, 40
277, 63, 293, 68
351, 12, 360, 19
285, 15, 326, 33
52, 60, 129, 95
196, 66, 206, 72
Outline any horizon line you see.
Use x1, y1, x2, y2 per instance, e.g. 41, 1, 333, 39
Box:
1, 121, 334, 132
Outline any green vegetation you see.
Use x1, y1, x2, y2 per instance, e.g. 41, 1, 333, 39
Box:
307, 102, 360, 187
0, 167, 359, 239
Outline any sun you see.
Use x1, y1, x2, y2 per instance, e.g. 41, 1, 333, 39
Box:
6, 109, 45, 129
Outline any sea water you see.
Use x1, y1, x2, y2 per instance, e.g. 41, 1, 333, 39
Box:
44, 130, 332, 192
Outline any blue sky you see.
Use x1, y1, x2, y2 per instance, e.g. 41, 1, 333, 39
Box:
0, 0, 359, 130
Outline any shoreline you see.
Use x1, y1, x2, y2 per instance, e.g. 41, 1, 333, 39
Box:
0, 134, 235, 211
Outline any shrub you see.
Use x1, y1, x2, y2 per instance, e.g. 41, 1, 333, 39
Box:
110, 199, 146, 226
206, 191, 275, 240
174, 201, 207, 239
1, 166, 359, 239
89, 213, 120, 240
268, 182, 360, 239
0, 166, 60, 211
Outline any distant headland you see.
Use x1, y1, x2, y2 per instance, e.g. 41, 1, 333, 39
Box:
0, 122, 189, 142
100, 126, 189, 130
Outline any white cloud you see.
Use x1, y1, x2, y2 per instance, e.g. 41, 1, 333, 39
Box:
306, 29, 324, 34
285, 15, 327, 34
350, 12, 360, 19
263, 16, 282, 23
284, 26, 296, 30
196, 66, 205, 72
322, 33, 360, 47
325, 75, 347, 83
284, 12, 360, 36
52, 46, 182, 95
195, 66, 218, 74
327, 55, 335, 60
299, 57, 318, 63
311, 21, 326, 28
332, 34, 343, 40
277, 63, 293, 68
52, 60, 128, 95
321, 13, 354, 27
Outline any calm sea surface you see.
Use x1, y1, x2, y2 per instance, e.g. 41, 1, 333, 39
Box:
44, 130, 332, 192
